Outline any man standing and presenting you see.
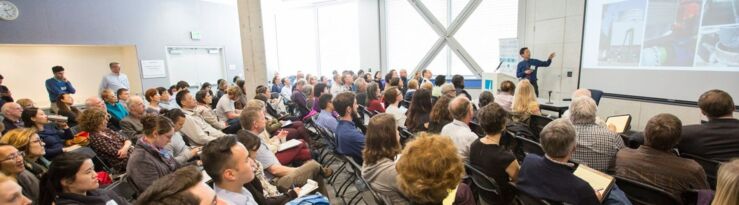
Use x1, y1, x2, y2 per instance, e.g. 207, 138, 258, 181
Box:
45, 66, 76, 113
100, 62, 130, 92
516, 47, 555, 97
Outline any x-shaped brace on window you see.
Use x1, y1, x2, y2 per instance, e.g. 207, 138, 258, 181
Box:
408, 0, 484, 77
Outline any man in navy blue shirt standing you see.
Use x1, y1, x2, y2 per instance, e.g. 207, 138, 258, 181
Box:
516, 47, 555, 97
45, 66, 76, 113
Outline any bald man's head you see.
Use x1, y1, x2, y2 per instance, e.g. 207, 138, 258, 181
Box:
85, 97, 107, 112
572, 89, 592, 99
448, 96, 472, 122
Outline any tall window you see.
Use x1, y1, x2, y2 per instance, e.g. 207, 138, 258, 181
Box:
262, 0, 361, 77
385, 0, 518, 76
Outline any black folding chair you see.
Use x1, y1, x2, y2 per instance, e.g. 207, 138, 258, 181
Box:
346, 157, 385, 205
464, 163, 503, 204
511, 134, 545, 162
104, 175, 139, 202
397, 127, 415, 146
615, 175, 682, 205
529, 115, 553, 139
680, 153, 722, 189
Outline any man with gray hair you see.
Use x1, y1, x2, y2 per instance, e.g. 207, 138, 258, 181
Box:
440, 96, 478, 161
562, 88, 608, 128
570, 96, 625, 173
85, 96, 121, 130
120, 96, 146, 141
291, 79, 310, 118
1, 102, 23, 134
517, 118, 603, 204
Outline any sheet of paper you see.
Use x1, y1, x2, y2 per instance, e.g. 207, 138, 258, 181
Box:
573, 164, 614, 192
277, 139, 302, 152
606, 115, 630, 133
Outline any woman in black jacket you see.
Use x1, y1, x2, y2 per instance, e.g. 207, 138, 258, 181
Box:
38, 152, 129, 205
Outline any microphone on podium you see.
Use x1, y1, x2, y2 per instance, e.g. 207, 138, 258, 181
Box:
546, 91, 553, 104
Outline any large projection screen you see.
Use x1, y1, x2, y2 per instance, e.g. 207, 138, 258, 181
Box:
580, 0, 739, 103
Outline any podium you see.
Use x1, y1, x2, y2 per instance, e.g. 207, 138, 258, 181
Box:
481, 72, 518, 93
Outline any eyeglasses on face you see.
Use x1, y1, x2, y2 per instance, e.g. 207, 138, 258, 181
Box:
1, 151, 25, 162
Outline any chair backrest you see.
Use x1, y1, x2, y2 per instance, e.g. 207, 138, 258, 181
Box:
515, 189, 567, 205
680, 153, 722, 189
346, 157, 386, 205
588, 89, 604, 105
104, 176, 139, 202
464, 163, 503, 204
514, 135, 545, 157
468, 121, 485, 138
397, 127, 414, 145
528, 115, 553, 138
615, 175, 682, 205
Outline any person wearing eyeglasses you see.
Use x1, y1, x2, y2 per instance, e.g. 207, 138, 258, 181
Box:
38, 152, 129, 205
1, 128, 49, 180
0, 144, 39, 201
0, 172, 32, 205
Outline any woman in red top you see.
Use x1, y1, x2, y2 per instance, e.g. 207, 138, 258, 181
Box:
366, 82, 385, 113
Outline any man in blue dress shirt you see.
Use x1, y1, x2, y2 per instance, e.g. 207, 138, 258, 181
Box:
516, 47, 555, 97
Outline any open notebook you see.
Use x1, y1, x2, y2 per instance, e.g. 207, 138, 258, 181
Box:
573, 164, 615, 202
605, 114, 631, 133
277, 139, 303, 152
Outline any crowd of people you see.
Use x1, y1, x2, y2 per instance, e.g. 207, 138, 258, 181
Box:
0, 63, 737, 205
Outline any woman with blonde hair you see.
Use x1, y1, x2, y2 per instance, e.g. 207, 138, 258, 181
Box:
396, 133, 474, 205
713, 159, 739, 205
511, 79, 541, 122
0, 128, 48, 179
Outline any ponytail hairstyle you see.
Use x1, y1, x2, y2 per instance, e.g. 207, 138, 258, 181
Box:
141, 115, 174, 136
38, 152, 90, 205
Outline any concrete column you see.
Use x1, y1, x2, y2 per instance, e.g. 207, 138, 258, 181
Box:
237, 0, 267, 94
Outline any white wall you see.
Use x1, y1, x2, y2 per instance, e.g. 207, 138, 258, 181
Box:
517, 0, 739, 131
0, 44, 142, 108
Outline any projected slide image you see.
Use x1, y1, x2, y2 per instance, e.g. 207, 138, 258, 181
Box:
701, 0, 739, 26
695, 25, 739, 67
598, 0, 647, 66
640, 0, 702, 67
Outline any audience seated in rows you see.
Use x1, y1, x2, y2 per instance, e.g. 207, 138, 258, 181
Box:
0, 172, 32, 205
516, 119, 603, 205
22, 107, 74, 160
237, 130, 302, 204
0, 144, 40, 201
469, 103, 519, 204
143, 88, 162, 114
713, 159, 739, 205
127, 115, 182, 192
366, 82, 385, 114
452, 75, 471, 100
315, 94, 338, 133
2, 102, 24, 134
562, 89, 607, 127
117, 89, 130, 110
78, 107, 132, 172
239, 109, 331, 195
195, 90, 227, 130
405, 89, 432, 133
441, 96, 478, 161
677, 89, 738, 162
383, 87, 407, 128
246, 99, 311, 142
177, 90, 226, 146
101, 89, 128, 122
404, 79, 418, 103
334, 92, 365, 164
1, 128, 49, 181
431, 75, 446, 97
616, 113, 709, 199
161, 109, 200, 164
201, 136, 259, 205
55, 93, 80, 127
570, 97, 624, 173
396, 133, 475, 205
354, 78, 368, 107
244, 101, 312, 165
493, 80, 515, 112
427, 94, 453, 133
38, 152, 128, 205
215, 86, 243, 123
291, 80, 310, 118
134, 166, 227, 205
477, 91, 494, 109
511, 79, 540, 123
120, 96, 146, 142
84, 97, 121, 131
361, 113, 409, 205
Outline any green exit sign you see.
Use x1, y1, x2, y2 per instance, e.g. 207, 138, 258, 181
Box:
190, 31, 202, 40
